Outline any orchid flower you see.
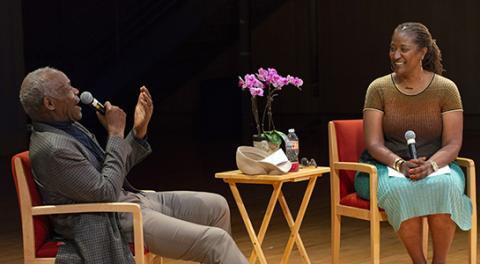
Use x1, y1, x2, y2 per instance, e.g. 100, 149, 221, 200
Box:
239, 67, 303, 136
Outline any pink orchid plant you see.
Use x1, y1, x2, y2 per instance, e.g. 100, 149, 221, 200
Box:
238, 67, 303, 145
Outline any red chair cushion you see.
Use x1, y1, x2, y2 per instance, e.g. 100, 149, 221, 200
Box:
333, 120, 365, 199
340, 193, 384, 211
36, 241, 148, 257
36, 241, 62, 257
11, 151, 52, 254
340, 193, 370, 209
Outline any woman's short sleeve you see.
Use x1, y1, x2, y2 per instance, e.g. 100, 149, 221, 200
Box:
441, 80, 463, 113
363, 81, 384, 112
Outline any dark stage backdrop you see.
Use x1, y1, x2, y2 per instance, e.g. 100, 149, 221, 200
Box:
0, 0, 26, 157
2, 0, 480, 194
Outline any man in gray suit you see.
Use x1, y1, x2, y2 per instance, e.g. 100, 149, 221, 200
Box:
19, 67, 248, 264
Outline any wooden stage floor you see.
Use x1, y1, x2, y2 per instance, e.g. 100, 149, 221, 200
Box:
0, 173, 476, 263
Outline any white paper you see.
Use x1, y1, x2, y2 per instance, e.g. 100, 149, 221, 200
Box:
388, 165, 451, 178
258, 149, 292, 173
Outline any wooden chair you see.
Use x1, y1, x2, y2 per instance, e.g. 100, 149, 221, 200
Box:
328, 119, 477, 264
11, 151, 163, 264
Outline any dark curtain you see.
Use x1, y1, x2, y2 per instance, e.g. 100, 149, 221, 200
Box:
0, 0, 26, 157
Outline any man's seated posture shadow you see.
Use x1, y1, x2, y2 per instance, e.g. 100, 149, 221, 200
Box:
19, 67, 248, 264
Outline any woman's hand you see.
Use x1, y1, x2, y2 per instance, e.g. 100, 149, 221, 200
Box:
404, 157, 432, 180
399, 160, 415, 177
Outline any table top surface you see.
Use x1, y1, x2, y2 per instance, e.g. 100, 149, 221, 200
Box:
215, 166, 330, 183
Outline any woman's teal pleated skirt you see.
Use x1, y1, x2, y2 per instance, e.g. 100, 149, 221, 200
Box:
354, 161, 472, 231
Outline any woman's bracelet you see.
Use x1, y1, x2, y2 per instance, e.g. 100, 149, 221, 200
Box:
397, 160, 405, 171
392, 158, 401, 169
392, 157, 405, 171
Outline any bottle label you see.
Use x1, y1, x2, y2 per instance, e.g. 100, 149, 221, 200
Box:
286, 140, 299, 162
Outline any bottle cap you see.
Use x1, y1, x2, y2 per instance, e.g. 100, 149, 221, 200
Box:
288, 128, 295, 133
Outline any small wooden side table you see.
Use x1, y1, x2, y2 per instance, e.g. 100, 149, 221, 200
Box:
215, 167, 330, 264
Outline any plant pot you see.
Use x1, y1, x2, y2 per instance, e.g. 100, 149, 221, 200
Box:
252, 134, 280, 154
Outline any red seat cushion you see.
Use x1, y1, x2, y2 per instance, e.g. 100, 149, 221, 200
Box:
36, 242, 149, 257
340, 193, 371, 209
340, 192, 384, 211
36, 241, 62, 257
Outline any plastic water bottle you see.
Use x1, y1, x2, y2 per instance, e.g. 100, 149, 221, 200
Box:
286, 128, 299, 172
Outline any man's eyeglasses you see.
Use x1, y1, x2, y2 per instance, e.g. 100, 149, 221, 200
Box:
300, 157, 317, 168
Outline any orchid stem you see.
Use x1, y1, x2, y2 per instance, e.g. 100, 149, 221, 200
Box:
251, 96, 262, 135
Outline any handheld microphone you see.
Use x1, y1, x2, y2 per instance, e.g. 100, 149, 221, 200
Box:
80, 91, 105, 114
404, 130, 418, 159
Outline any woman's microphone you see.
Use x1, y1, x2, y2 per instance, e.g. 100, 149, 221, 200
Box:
80, 91, 105, 114
404, 130, 418, 159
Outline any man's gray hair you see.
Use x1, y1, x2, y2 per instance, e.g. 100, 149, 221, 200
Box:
19, 66, 64, 120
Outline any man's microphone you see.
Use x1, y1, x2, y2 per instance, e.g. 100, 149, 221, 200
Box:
80, 91, 105, 114
404, 130, 418, 159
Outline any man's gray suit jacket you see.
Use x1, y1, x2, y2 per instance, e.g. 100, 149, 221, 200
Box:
29, 122, 151, 263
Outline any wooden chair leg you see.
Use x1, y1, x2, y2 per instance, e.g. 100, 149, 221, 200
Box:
370, 217, 380, 264
422, 217, 429, 258
331, 212, 341, 264
469, 212, 477, 264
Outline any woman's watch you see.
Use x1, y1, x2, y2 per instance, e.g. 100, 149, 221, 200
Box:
430, 160, 439, 172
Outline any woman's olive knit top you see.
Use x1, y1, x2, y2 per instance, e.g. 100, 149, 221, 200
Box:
363, 74, 463, 160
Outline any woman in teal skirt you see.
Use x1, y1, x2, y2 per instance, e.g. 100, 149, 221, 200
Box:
355, 22, 472, 264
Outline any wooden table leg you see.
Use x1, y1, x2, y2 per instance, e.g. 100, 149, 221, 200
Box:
227, 181, 268, 264
279, 176, 318, 264
278, 191, 310, 263
249, 182, 284, 264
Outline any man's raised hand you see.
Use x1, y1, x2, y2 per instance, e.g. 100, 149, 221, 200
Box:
133, 86, 153, 139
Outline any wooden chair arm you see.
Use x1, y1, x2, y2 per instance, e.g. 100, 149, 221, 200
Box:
32, 202, 145, 264
31, 202, 141, 215
332, 162, 380, 211
456, 157, 475, 168
333, 162, 377, 175
456, 156, 477, 200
